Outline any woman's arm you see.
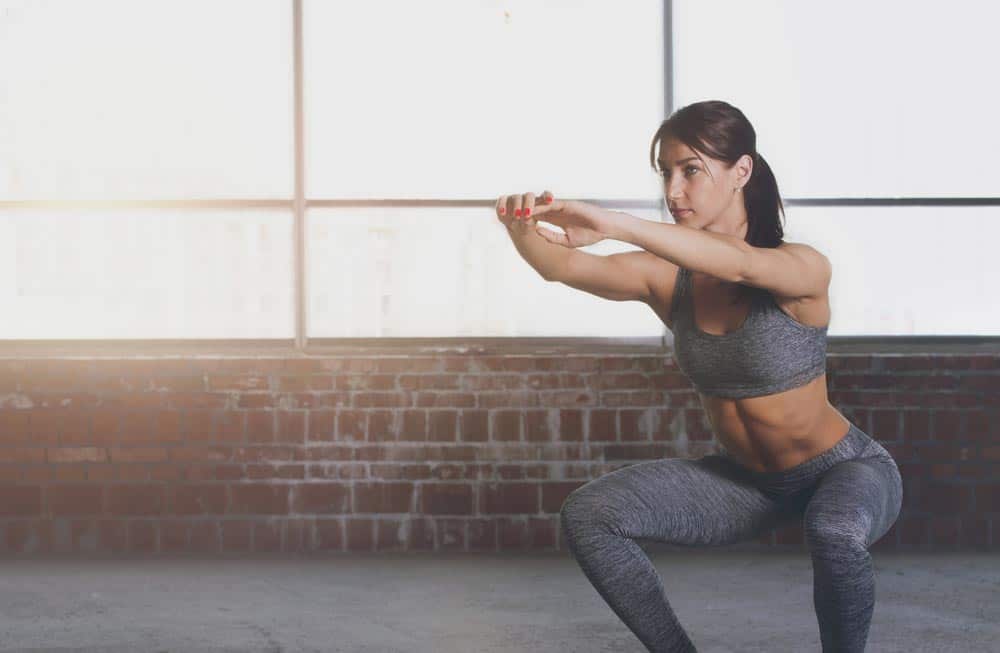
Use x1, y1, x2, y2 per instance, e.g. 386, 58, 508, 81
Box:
505, 218, 574, 281
598, 206, 748, 283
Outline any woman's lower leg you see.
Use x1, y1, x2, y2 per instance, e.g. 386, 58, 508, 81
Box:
561, 511, 699, 653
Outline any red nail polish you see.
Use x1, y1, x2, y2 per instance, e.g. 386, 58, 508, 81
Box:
524, 208, 531, 217
499, 208, 506, 215
515, 209, 521, 217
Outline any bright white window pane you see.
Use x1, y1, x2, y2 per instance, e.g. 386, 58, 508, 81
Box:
779, 205, 998, 336
0, 0, 293, 200
0, 209, 293, 338
673, 0, 997, 198
307, 207, 667, 338
304, 0, 664, 201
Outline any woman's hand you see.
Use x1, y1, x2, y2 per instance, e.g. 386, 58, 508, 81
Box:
494, 190, 611, 248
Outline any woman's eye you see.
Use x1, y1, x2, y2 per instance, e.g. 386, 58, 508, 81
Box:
658, 170, 669, 179
659, 166, 698, 179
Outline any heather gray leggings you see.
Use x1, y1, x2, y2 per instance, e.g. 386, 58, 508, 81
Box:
560, 422, 903, 653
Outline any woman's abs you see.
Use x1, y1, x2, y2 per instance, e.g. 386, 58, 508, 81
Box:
701, 379, 852, 473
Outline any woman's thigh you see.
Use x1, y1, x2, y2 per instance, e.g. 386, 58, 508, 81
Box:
803, 445, 903, 549
561, 454, 791, 547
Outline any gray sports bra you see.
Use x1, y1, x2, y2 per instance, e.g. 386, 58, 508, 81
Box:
668, 267, 828, 399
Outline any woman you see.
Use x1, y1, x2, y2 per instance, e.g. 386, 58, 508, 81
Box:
495, 100, 903, 652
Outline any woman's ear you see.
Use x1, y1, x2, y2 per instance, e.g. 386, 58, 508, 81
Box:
740, 153, 754, 185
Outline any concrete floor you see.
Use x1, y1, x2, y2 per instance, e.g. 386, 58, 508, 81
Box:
0, 550, 997, 653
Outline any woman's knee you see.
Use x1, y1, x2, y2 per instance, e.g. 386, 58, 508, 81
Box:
559, 481, 646, 541
806, 459, 903, 551
559, 489, 605, 550
804, 512, 871, 555
560, 486, 609, 528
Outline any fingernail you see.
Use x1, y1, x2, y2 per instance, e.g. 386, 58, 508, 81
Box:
524, 208, 531, 217
499, 208, 505, 215
514, 209, 521, 217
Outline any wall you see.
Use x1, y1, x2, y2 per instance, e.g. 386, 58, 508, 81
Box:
0, 353, 996, 556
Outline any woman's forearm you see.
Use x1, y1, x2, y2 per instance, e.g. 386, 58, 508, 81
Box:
585, 203, 748, 282
507, 221, 573, 281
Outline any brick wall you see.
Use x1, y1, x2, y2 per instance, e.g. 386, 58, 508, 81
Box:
0, 353, 996, 555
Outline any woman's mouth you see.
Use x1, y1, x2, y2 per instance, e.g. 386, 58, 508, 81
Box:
671, 209, 691, 217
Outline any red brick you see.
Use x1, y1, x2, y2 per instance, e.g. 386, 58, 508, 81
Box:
374, 516, 406, 551
220, 519, 252, 552
924, 482, 972, 514
169, 484, 227, 515
524, 409, 553, 443
337, 410, 366, 442
54, 465, 87, 482
275, 410, 306, 444
307, 410, 336, 441
421, 483, 473, 515
528, 516, 557, 549
367, 410, 396, 443
588, 409, 616, 442
345, 517, 374, 551
480, 482, 537, 515
966, 409, 999, 444
48, 447, 105, 464
932, 410, 963, 440
283, 517, 314, 552
245, 411, 276, 441
254, 519, 282, 551
109, 447, 168, 463
354, 481, 414, 513
48, 485, 103, 516
0, 448, 44, 464
468, 517, 497, 551
898, 410, 929, 441
97, 518, 129, 553
229, 484, 288, 515
870, 410, 900, 440
315, 518, 344, 551
189, 520, 221, 552
974, 483, 1000, 513
961, 516, 991, 548
107, 485, 165, 516
429, 410, 458, 442
929, 516, 960, 548
492, 410, 521, 442
216, 411, 245, 442
160, 519, 190, 552
0, 485, 42, 516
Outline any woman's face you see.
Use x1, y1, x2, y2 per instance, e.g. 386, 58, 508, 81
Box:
657, 139, 749, 227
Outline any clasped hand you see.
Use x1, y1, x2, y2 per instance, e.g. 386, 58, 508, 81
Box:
494, 191, 618, 248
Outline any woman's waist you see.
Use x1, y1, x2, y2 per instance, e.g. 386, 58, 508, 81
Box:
711, 406, 853, 473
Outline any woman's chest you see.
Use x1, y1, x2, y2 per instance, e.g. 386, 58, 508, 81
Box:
657, 275, 830, 333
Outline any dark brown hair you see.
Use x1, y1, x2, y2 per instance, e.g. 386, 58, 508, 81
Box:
649, 100, 785, 306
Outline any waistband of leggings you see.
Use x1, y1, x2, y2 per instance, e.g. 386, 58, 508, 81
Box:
742, 421, 872, 480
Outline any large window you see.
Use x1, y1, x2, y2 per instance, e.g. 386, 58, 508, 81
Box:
1, 0, 993, 346
306, 207, 664, 338
673, 0, 998, 336
0, 0, 666, 345
0, 0, 294, 199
